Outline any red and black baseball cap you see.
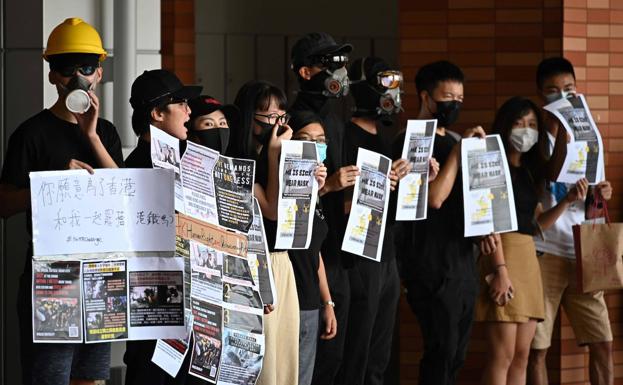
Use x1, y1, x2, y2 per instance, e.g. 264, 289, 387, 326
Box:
130, 69, 202, 110
187, 95, 239, 129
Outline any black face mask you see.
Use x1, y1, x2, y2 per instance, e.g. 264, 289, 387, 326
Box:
253, 119, 274, 145
194, 128, 230, 153
431, 100, 462, 128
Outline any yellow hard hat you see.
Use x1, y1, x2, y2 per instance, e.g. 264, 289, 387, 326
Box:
43, 17, 107, 62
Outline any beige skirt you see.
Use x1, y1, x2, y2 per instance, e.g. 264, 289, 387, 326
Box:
475, 232, 545, 323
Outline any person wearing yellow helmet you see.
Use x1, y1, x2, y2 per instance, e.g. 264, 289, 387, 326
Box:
0, 17, 122, 385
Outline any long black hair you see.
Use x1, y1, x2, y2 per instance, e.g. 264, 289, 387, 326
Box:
227, 80, 288, 159
491, 96, 547, 189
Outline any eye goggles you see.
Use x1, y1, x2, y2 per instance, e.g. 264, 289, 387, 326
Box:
57, 64, 98, 77
376, 71, 403, 90
311, 54, 349, 71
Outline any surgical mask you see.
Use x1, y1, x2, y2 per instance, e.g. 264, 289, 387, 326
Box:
544, 90, 574, 104
194, 128, 230, 153
432, 100, 462, 127
253, 119, 274, 145
316, 142, 328, 163
303, 67, 350, 98
509, 127, 539, 153
62, 76, 93, 113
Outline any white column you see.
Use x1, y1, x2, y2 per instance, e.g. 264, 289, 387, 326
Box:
114, 0, 137, 147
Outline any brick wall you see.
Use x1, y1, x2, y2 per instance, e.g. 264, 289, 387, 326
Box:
161, 0, 195, 84
398, 0, 623, 384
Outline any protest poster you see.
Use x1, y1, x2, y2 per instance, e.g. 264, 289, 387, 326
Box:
543, 94, 605, 184
247, 199, 277, 305
189, 299, 223, 383
176, 213, 248, 258
223, 306, 263, 335
396, 119, 437, 221
275, 140, 319, 249
29, 168, 175, 256
223, 283, 263, 316
223, 254, 256, 288
150, 125, 185, 212
32, 260, 82, 343
216, 328, 265, 385
212, 155, 255, 233
82, 259, 129, 343
128, 256, 186, 340
152, 337, 191, 378
190, 240, 223, 305
341, 148, 391, 262
180, 141, 220, 224
461, 135, 518, 237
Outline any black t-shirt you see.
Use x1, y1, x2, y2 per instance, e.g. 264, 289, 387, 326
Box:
289, 93, 349, 269
510, 165, 538, 235
125, 138, 152, 168
343, 121, 397, 264
0, 109, 123, 268
393, 131, 475, 282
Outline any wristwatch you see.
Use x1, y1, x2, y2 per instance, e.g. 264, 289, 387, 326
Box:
323, 300, 336, 308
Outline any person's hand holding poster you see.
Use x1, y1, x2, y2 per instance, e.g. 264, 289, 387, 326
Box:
396, 119, 437, 221
275, 140, 319, 249
342, 148, 392, 262
461, 135, 518, 237
543, 93, 605, 184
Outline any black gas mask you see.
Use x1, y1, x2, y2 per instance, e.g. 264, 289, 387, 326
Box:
300, 54, 350, 98
351, 61, 404, 125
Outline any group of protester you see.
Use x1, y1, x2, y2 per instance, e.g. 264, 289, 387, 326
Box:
0, 17, 615, 385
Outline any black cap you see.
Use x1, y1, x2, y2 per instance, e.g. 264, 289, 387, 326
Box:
130, 69, 202, 110
187, 95, 239, 129
288, 110, 324, 134
291, 32, 353, 70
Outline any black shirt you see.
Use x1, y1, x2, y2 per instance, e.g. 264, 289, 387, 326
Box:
343, 121, 397, 264
510, 165, 538, 235
124, 138, 152, 168
289, 93, 349, 269
393, 131, 476, 282
0, 109, 123, 271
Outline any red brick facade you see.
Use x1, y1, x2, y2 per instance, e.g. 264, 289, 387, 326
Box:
161, 0, 195, 84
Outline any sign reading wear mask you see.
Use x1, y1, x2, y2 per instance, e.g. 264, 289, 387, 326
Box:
396, 119, 437, 221
543, 93, 605, 184
342, 148, 391, 262
275, 140, 319, 249
461, 135, 518, 237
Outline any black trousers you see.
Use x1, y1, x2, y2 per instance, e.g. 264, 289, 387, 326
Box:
405, 277, 478, 385
311, 264, 350, 385
339, 258, 400, 385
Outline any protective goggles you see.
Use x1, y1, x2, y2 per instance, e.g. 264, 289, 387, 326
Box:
311, 54, 349, 71
376, 71, 403, 90
57, 64, 98, 77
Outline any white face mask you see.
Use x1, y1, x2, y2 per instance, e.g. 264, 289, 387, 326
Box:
510, 127, 539, 153
544, 89, 573, 103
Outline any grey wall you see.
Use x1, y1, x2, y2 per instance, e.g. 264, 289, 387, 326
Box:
195, 0, 399, 103
2, 1, 44, 384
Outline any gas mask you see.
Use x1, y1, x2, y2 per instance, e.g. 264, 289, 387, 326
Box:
354, 69, 404, 117
301, 54, 350, 98
61, 76, 94, 113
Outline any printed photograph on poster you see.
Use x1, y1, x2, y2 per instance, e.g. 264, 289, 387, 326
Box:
396, 119, 437, 221
180, 141, 220, 224
212, 155, 255, 233
176, 236, 192, 309
275, 140, 319, 250
223, 306, 263, 335
543, 94, 605, 184
32, 260, 82, 343
82, 259, 129, 343
150, 125, 185, 211
248, 198, 277, 305
223, 254, 256, 287
29, 168, 175, 256
189, 298, 222, 383
216, 328, 264, 385
223, 283, 263, 315
128, 256, 186, 340
190, 240, 223, 305
342, 148, 391, 262
461, 135, 518, 237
